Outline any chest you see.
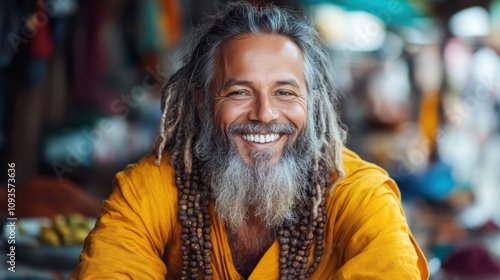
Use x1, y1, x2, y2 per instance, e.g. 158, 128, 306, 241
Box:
227, 225, 276, 279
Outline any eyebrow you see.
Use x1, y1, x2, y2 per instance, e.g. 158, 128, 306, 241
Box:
222, 78, 301, 90
275, 79, 300, 88
222, 79, 252, 89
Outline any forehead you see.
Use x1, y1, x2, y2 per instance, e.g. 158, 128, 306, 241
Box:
218, 33, 303, 61
214, 34, 305, 84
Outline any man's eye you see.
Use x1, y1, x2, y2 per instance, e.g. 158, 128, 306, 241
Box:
227, 90, 247, 96
276, 90, 293, 96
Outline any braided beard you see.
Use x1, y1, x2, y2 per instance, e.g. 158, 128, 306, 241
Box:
194, 118, 316, 231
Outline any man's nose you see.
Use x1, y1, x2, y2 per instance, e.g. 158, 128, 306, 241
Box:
248, 93, 280, 123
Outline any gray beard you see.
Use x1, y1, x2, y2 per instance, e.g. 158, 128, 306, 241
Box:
194, 117, 316, 231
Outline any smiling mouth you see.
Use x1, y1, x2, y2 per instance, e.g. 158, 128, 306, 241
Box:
241, 133, 280, 144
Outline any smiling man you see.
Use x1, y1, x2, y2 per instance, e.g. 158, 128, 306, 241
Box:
71, 2, 428, 279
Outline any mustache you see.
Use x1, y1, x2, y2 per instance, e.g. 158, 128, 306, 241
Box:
228, 122, 297, 135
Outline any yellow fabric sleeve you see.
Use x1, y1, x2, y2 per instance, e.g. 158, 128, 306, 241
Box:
70, 154, 179, 279
317, 148, 428, 279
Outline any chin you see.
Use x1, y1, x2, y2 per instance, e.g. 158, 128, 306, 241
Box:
244, 150, 283, 167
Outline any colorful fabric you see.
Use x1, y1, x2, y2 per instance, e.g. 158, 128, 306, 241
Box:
70, 147, 429, 279
30, 0, 53, 59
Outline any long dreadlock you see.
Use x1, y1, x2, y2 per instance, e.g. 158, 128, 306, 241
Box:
153, 2, 346, 279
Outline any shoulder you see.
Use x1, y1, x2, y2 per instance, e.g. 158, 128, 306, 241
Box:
119, 152, 174, 178
323, 147, 408, 250
321, 148, 428, 278
117, 152, 176, 189
102, 152, 180, 235
111, 152, 178, 206
326, 147, 401, 215
332, 147, 400, 197
338, 147, 391, 185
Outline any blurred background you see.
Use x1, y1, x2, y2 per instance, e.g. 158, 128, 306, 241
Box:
1, 0, 500, 279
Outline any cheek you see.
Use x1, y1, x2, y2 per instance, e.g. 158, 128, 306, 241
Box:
286, 102, 308, 131
213, 102, 242, 133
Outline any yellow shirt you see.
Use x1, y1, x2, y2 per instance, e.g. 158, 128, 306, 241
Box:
71, 148, 428, 279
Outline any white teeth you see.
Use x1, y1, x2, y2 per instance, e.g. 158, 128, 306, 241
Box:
242, 134, 280, 143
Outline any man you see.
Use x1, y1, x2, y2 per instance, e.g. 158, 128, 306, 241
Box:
71, 2, 428, 279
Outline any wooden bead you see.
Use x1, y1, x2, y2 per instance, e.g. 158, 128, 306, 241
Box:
204, 256, 212, 264
306, 231, 314, 240
191, 243, 200, 251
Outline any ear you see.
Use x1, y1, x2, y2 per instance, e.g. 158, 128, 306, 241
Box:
194, 89, 205, 121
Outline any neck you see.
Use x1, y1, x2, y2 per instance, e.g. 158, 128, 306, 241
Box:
227, 213, 277, 278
